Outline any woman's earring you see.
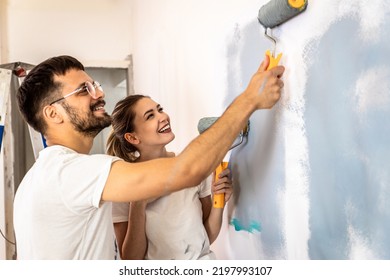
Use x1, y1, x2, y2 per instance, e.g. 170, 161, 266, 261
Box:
133, 150, 140, 157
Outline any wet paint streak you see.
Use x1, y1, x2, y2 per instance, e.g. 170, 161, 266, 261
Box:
230, 218, 262, 233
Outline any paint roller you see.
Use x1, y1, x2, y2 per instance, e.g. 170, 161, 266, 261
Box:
258, 0, 308, 69
197, 117, 250, 208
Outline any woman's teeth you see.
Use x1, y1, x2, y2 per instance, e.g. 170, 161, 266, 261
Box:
159, 124, 170, 132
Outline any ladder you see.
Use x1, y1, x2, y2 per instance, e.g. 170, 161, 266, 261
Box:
0, 62, 38, 260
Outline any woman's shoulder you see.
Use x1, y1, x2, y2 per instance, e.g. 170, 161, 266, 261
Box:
167, 151, 176, 158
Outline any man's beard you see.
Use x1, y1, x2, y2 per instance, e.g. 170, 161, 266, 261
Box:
62, 101, 112, 137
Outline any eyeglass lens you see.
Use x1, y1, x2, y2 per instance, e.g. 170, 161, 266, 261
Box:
86, 81, 102, 98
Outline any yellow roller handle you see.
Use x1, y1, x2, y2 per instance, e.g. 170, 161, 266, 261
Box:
266, 50, 283, 70
213, 162, 229, 208
288, 0, 306, 9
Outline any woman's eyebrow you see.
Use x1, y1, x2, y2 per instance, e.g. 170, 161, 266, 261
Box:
143, 105, 161, 117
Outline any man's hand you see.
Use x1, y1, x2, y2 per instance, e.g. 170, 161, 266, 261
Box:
244, 55, 285, 110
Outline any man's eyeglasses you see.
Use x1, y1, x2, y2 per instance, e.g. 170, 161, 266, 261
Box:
49, 81, 103, 105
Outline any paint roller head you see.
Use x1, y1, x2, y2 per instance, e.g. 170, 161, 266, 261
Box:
197, 117, 250, 150
197, 117, 219, 134
258, 0, 308, 58
257, 0, 308, 29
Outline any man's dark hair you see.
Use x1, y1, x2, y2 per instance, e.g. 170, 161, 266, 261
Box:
17, 55, 84, 134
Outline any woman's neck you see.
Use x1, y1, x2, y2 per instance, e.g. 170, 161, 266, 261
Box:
138, 147, 170, 162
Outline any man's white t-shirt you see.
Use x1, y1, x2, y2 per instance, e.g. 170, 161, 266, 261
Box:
14, 145, 121, 259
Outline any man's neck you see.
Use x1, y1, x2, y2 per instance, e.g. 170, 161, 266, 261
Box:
45, 129, 94, 154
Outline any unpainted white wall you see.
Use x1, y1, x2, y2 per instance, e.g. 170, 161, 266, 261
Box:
3, 0, 133, 64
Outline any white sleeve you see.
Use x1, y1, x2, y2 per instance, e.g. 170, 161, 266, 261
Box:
112, 202, 130, 223
198, 175, 212, 198
60, 154, 122, 213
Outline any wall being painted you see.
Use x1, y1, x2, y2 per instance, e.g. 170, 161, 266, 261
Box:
217, 1, 390, 259
304, 5, 390, 259
132, 0, 390, 259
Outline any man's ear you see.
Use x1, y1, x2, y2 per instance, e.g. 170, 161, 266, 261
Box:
124, 132, 140, 145
42, 105, 63, 124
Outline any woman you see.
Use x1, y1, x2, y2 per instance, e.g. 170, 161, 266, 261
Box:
106, 94, 232, 260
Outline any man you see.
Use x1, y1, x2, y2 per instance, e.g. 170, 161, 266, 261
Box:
14, 55, 284, 259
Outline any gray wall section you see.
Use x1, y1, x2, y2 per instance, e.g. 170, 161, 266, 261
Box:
223, 13, 390, 259
225, 20, 286, 259
305, 17, 390, 259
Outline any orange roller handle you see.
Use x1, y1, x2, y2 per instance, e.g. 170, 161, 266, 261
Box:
266, 50, 282, 70
213, 161, 229, 208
